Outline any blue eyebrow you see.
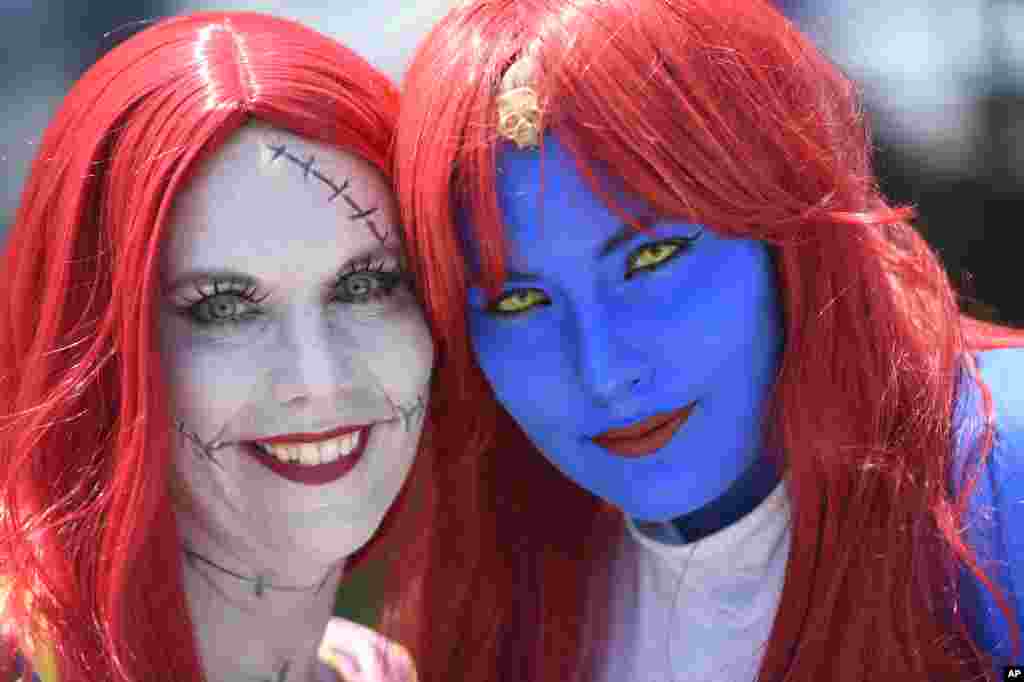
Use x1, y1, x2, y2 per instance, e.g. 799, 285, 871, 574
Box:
505, 221, 651, 281
597, 224, 646, 259
505, 269, 544, 282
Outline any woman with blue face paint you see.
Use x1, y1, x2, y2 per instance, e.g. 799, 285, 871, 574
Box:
393, 0, 1024, 680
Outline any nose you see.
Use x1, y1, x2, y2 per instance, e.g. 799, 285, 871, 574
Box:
573, 302, 654, 407
270, 308, 355, 405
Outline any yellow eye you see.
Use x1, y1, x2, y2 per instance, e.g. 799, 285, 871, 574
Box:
626, 238, 691, 278
491, 288, 551, 315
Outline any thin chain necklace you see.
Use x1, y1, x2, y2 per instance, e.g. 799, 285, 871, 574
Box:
182, 544, 331, 597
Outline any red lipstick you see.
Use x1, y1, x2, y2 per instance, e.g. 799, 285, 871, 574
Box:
592, 402, 696, 458
245, 425, 372, 486
254, 423, 367, 445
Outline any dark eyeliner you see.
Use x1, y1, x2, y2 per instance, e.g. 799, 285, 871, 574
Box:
332, 256, 409, 303
487, 288, 552, 317
178, 279, 271, 326
624, 233, 701, 280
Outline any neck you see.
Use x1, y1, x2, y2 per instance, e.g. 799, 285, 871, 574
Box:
670, 454, 781, 543
179, 519, 344, 682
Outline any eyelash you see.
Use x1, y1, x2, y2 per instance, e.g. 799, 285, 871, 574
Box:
179, 258, 408, 327
485, 234, 699, 317
624, 235, 698, 279
332, 256, 409, 304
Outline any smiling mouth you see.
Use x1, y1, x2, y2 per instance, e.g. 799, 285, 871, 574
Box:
256, 423, 366, 445
243, 424, 373, 486
592, 402, 697, 458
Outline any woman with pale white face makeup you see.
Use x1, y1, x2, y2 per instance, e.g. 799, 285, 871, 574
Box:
0, 12, 428, 682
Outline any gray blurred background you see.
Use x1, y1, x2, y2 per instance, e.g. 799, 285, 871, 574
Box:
2, 0, 1023, 624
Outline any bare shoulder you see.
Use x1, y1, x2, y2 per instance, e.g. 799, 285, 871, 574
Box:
975, 347, 1024, 485
956, 347, 1024, 664
318, 617, 417, 682
977, 347, 1024, 423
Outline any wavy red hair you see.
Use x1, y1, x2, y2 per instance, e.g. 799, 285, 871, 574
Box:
394, 0, 1024, 680
0, 12, 426, 682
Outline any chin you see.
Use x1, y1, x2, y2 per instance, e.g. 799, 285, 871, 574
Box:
324, 509, 392, 560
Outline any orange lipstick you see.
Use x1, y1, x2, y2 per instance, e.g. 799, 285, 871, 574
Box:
592, 402, 696, 458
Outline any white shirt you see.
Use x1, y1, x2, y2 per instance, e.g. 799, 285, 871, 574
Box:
593, 480, 791, 682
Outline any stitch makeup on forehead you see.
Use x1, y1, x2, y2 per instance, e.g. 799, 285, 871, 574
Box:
158, 120, 434, 573
263, 141, 390, 245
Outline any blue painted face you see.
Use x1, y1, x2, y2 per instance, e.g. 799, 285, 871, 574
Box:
463, 136, 784, 522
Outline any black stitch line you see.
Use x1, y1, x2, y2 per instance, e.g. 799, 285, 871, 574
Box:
313, 171, 349, 201
299, 154, 315, 179
175, 419, 224, 470
396, 394, 426, 432
349, 206, 379, 221
265, 143, 387, 244
365, 219, 390, 243
267, 143, 287, 162
182, 544, 327, 596
341, 195, 388, 243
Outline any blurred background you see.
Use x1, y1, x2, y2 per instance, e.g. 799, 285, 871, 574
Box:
2, 0, 1022, 625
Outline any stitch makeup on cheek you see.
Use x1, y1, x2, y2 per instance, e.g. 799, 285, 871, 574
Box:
153, 120, 433, 682
0, 12, 438, 682
394, 394, 427, 433
174, 418, 229, 469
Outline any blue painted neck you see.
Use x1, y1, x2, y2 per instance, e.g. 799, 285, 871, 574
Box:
669, 454, 781, 543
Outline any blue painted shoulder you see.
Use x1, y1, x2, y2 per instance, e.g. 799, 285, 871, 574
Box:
954, 347, 1024, 665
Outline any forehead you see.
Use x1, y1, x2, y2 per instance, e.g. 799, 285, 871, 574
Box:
162, 121, 398, 275
493, 137, 645, 267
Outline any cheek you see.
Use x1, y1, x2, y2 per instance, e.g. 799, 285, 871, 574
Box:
466, 313, 503, 378
467, 312, 577, 422
344, 311, 435, 396
633, 243, 781, 377
159, 320, 260, 428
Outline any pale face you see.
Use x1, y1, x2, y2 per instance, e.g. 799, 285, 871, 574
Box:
158, 121, 433, 566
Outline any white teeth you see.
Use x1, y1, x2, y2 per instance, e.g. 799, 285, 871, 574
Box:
338, 431, 359, 456
298, 443, 320, 466
317, 437, 345, 465
256, 428, 365, 467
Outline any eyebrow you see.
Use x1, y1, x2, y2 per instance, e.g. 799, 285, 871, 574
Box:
163, 243, 402, 293
597, 224, 647, 259
505, 269, 544, 282
504, 222, 649, 282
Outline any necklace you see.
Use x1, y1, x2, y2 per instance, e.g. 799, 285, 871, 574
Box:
182, 544, 331, 597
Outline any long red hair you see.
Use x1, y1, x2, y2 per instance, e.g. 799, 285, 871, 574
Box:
393, 0, 1024, 680
0, 12, 424, 682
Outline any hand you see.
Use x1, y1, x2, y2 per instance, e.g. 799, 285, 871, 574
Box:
317, 617, 416, 682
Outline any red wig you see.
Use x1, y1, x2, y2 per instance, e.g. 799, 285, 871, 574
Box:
394, 0, 1024, 680
0, 12, 424, 682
